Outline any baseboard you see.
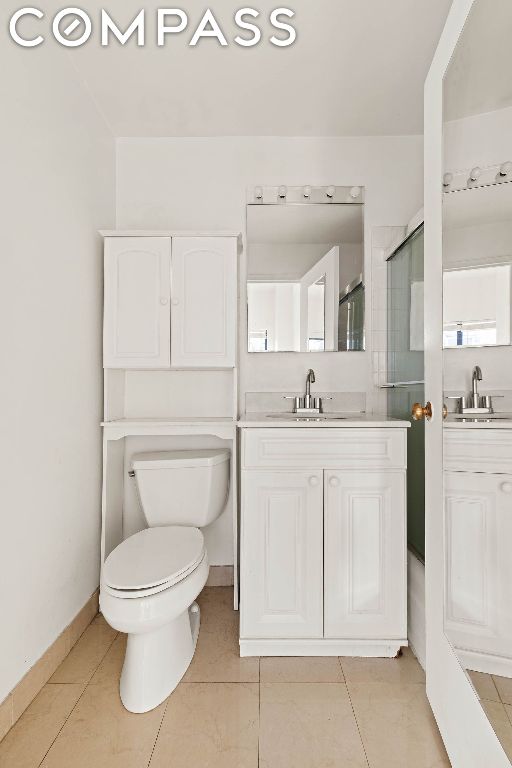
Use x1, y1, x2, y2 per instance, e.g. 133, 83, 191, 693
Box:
0, 588, 99, 742
206, 565, 234, 587
240, 637, 407, 657
458, 648, 512, 678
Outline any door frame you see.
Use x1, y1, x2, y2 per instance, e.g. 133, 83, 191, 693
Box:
424, 1, 510, 764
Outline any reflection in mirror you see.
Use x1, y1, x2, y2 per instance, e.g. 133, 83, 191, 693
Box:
443, 183, 512, 349
246, 199, 364, 352
443, 0, 512, 759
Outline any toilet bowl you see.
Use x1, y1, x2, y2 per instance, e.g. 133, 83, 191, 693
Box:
100, 448, 230, 713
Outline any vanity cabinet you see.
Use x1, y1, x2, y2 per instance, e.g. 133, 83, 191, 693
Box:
240, 427, 408, 655
103, 234, 237, 369
444, 428, 512, 673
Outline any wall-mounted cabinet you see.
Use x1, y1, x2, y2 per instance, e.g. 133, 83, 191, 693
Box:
103, 233, 238, 370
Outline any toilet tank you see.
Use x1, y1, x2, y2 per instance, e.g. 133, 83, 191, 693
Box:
131, 449, 230, 528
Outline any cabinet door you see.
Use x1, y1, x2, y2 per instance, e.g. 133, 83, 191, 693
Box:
171, 237, 236, 368
103, 237, 171, 368
240, 471, 323, 638
324, 471, 406, 639
444, 471, 512, 659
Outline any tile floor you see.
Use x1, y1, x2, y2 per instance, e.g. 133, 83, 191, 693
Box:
0, 588, 450, 768
469, 670, 512, 761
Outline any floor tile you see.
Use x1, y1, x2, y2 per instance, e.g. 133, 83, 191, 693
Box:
150, 683, 259, 768
49, 622, 117, 685
183, 587, 259, 683
68, 594, 99, 649
505, 704, 512, 726
341, 647, 425, 685
493, 675, 512, 705
259, 682, 367, 768
481, 700, 512, 761
348, 682, 450, 768
260, 656, 344, 683
40, 680, 165, 768
468, 671, 500, 702
89, 635, 127, 687
0, 684, 83, 768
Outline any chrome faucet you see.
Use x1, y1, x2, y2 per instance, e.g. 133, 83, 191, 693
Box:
448, 365, 499, 414
471, 366, 482, 404
284, 368, 331, 415
304, 369, 316, 409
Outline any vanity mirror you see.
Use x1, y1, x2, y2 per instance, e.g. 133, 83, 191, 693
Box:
246, 187, 364, 352
443, 182, 512, 349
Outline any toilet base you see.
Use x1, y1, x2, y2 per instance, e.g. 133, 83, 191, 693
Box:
120, 602, 201, 713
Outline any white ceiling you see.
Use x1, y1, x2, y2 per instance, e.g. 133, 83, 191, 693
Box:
247, 203, 363, 244
444, 0, 512, 121
67, 0, 452, 137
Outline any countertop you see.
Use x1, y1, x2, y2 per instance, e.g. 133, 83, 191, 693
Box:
237, 413, 410, 428
444, 414, 512, 429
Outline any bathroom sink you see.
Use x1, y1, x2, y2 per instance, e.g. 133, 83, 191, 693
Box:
451, 415, 511, 423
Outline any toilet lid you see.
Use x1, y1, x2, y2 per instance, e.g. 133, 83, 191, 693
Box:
103, 527, 205, 592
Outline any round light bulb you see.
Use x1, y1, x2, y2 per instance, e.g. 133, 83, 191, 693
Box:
499, 161, 512, 177
350, 186, 361, 199
278, 185, 287, 199
303, 185, 312, 199
254, 186, 263, 200
443, 173, 453, 188
326, 185, 336, 199
469, 167, 481, 182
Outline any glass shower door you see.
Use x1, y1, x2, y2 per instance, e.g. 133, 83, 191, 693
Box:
386, 226, 425, 561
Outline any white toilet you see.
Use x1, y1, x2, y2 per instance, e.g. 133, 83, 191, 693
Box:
100, 448, 230, 713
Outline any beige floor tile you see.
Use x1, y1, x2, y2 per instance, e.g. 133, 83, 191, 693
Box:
0, 695, 13, 742
150, 683, 259, 768
0, 684, 83, 768
493, 675, 512, 705
341, 646, 425, 685
12, 633, 69, 722
505, 704, 512, 726
260, 656, 344, 683
468, 671, 500, 702
40, 679, 165, 768
183, 587, 259, 683
481, 700, 512, 762
90, 634, 127, 687
49, 622, 117, 685
348, 681, 450, 768
259, 682, 367, 768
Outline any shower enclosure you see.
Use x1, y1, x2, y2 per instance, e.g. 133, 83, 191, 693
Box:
386, 225, 425, 561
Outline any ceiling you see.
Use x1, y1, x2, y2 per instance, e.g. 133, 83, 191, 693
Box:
62, 0, 452, 137
444, 0, 512, 121
247, 203, 363, 244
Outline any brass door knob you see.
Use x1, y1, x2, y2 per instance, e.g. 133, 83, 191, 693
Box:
412, 402, 433, 421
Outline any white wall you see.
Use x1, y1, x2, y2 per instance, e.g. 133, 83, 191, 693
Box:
444, 107, 512, 393
0, 45, 115, 700
116, 136, 424, 409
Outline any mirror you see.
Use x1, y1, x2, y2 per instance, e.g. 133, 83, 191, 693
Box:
246, 199, 364, 352
443, 0, 512, 760
443, 183, 512, 349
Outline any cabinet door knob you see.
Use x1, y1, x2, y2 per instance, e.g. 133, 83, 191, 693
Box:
160, 297, 168, 306
171, 298, 179, 306
329, 476, 340, 488
501, 482, 512, 494
308, 476, 320, 487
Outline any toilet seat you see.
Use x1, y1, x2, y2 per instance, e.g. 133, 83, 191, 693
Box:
103, 527, 205, 599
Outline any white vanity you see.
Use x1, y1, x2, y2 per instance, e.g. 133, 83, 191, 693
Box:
444, 420, 512, 677
238, 415, 410, 657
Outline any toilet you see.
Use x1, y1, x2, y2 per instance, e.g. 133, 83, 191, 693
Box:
100, 448, 230, 713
